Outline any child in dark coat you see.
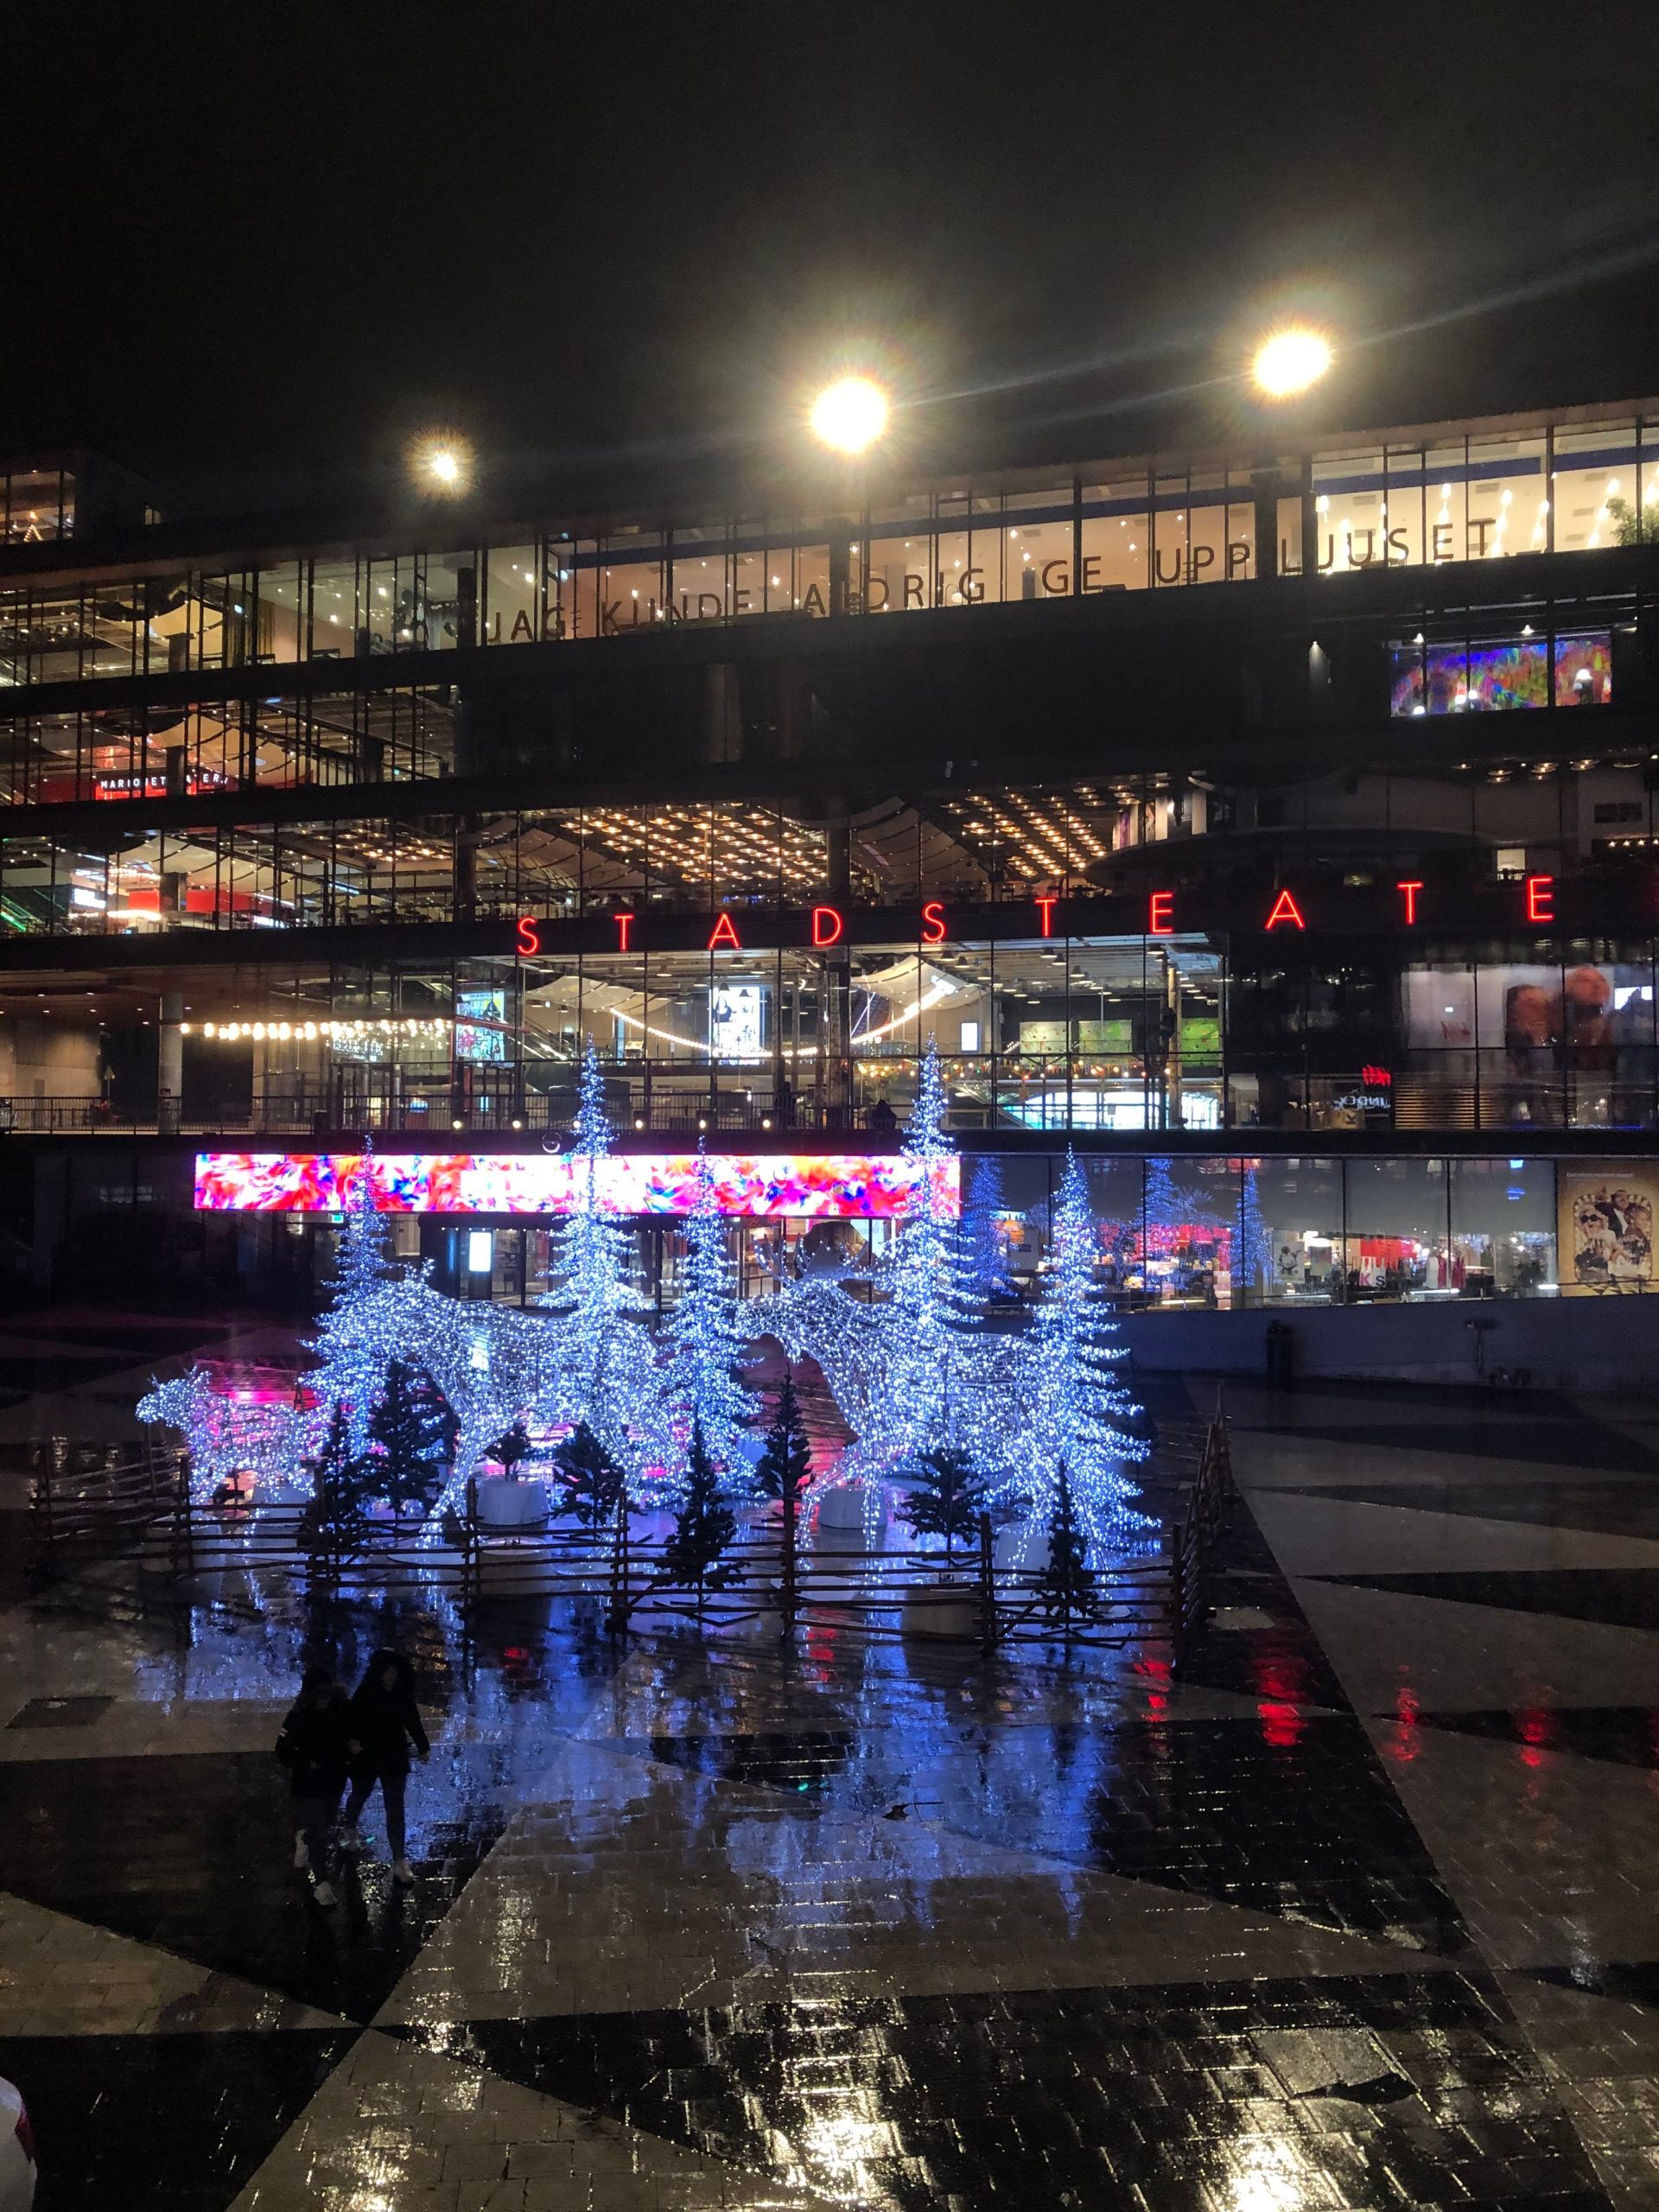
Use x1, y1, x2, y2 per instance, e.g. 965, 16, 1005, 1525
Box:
275, 1665, 355, 1906
340, 1648, 429, 1885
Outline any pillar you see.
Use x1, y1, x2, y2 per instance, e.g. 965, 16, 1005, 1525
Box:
158, 991, 183, 1135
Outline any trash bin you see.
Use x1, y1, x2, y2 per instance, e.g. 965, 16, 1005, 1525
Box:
1265, 1319, 1294, 1389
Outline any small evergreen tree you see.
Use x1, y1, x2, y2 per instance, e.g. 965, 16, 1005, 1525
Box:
487, 1416, 535, 1481
301, 1400, 376, 1576
550, 1418, 626, 1531
367, 1357, 453, 1520
658, 1419, 737, 1616
753, 1370, 812, 1510
1033, 1464, 1102, 1634
897, 1444, 986, 1560
753, 1369, 813, 1633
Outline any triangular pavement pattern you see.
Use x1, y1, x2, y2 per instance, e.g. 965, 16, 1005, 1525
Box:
227, 2025, 831, 2211
1248, 1486, 1659, 1576
0, 1748, 508, 2024
375, 1732, 1472, 2034
0, 1888, 346, 2037
1292, 1569, 1659, 1714
0, 2024, 358, 2212
1358, 1719, 1659, 1974
1500, 1969, 1659, 2210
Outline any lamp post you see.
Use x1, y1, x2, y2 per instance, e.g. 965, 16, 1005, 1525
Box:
1250, 327, 1333, 400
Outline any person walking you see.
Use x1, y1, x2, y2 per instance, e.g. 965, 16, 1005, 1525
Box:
274, 1664, 354, 1908
340, 1648, 429, 1885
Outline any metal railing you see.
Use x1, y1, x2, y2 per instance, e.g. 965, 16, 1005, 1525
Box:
29, 1396, 1235, 1663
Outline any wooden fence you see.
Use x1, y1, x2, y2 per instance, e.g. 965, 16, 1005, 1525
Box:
29, 1395, 1236, 1667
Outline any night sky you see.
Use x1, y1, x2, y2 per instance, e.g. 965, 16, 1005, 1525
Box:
7, 2, 1659, 516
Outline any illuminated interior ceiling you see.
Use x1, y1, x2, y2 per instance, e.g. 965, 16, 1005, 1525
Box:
928, 785, 1127, 883
535, 804, 832, 897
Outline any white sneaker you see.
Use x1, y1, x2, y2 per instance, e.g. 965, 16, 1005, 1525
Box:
292, 1832, 309, 1871
313, 1881, 338, 1908
339, 1827, 365, 1853
391, 1858, 416, 1886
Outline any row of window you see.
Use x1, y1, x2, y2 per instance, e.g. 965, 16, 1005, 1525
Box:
60, 942, 1659, 1140
4, 417, 1658, 689
1389, 630, 1614, 715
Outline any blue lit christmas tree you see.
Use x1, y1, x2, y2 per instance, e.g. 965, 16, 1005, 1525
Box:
307, 1140, 399, 1453
1030, 1149, 1150, 1553
769, 1040, 1024, 1521
662, 1142, 759, 1482
959, 1153, 1014, 1303
858, 1040, 1006, 1478
1237, 1162, 1269, 1304
538, 1039, 673, 1490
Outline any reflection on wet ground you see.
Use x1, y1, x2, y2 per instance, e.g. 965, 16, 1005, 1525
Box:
2, 1312, 1659, 2206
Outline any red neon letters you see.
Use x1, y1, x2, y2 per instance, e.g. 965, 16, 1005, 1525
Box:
1396, 880, 1422, 925
921, 899, 947, 945
1264, 888, 1306, 931
1148, 890, 1174, 936
708, 912, 741, 950
1526, 874, 1554, 925
1035, 896, 1058, 938
811, 905, 844, 947
614, 911, 634, 951
514, 915, 542, 957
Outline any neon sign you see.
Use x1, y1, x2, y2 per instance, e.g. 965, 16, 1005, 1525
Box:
502, 878, 1582, 953
1264, 888, 1306, 931
194, 1150, 958, 1220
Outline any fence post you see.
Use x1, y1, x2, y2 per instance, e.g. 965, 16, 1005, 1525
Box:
1212, 1385, 1235, 1501
607, 1499, 632, 1637
174, 1455, 195, 1582
780, 1481, 798, 1643
976, 1511, 997, 1654
461, 1477, 480, 1616
1169, 1509, 1189, 1678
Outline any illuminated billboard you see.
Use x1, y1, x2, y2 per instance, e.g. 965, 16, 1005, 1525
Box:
194, 1150, 956, 1220
454, 988, 507, 1062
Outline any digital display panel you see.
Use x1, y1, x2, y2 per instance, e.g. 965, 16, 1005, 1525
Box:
454, 988, 506, 1062
194, 1150, 958, 1220
709, 981, 766, 1058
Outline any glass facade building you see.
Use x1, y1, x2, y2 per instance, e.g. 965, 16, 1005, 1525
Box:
5, 391, 1659, 1316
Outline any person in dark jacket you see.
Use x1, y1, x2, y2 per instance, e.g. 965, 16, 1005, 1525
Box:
340, 1648, 429, 1885
275, 1665, 355, 1907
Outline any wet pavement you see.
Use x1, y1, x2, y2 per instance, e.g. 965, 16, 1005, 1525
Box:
3, 1311, 1659, 2206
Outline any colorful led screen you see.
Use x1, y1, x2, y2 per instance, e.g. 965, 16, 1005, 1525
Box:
194, 1150, 957, 1220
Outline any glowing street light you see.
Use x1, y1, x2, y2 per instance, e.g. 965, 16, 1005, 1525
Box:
1251, 327, 1333, 399
809, 375, 891, 454
410, 433, 474, 494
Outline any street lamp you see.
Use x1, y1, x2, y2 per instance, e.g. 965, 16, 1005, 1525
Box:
1250, 327, 1333, 399
410, 433, 474, 495
809, 375, 891, 454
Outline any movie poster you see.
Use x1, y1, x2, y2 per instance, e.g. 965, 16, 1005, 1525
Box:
1557, 1166, 1658, 1294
